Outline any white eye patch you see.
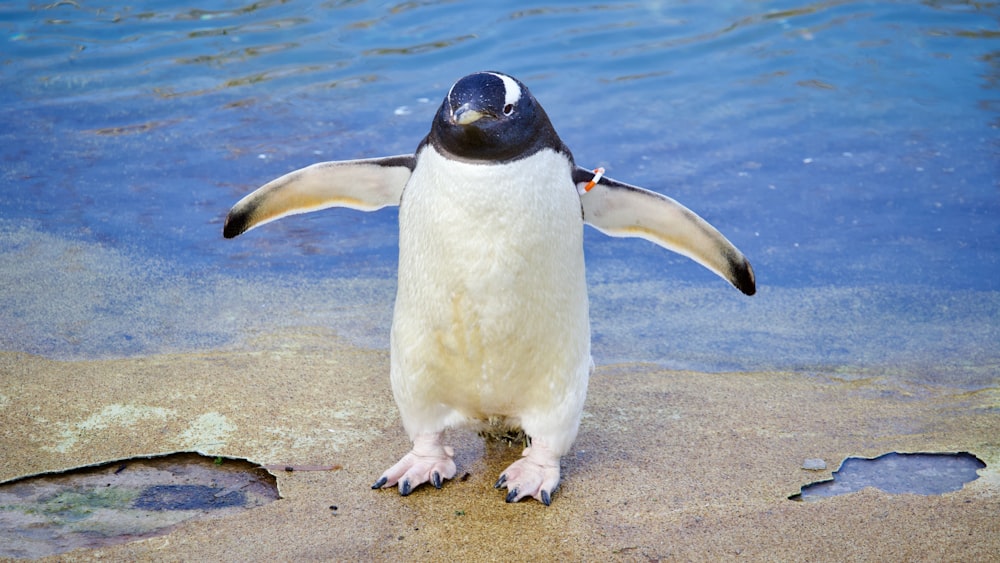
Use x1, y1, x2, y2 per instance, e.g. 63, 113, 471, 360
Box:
488, 72, 522, 108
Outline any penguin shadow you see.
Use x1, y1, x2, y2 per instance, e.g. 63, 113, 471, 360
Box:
385, 428, 571, 502
442, 427, 607, 503
364, 424, 621, 506
453, 430, 531, 493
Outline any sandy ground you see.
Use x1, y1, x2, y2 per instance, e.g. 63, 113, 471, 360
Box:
1, 327, 998, 561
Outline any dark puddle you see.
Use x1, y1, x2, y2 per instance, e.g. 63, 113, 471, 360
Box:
790, 452, 986, 502
0, 452, 279, 559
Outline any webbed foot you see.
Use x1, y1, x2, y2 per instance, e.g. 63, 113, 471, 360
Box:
372, 432, 457, 496
494, 440, 561, 505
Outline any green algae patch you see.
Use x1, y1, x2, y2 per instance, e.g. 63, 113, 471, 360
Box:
0, 452, 278, 559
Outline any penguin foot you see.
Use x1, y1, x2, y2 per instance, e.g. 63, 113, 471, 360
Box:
494, 441, 561, 505
372, 432, 457, 496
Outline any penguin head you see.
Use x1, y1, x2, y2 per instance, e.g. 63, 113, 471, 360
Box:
428, 72, 568, 162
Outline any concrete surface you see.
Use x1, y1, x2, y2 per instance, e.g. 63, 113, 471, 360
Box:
1, 328, 997, 561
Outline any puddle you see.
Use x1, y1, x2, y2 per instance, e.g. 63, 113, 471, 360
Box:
789, 452, 986, 502
0, 452, 279, 559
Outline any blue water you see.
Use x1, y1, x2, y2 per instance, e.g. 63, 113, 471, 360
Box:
1, 2, 997, 387
793, 452, 987, 500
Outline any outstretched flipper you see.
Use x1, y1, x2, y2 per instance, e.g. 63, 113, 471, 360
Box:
223, 155, 416, 238
575, 167, 756, 296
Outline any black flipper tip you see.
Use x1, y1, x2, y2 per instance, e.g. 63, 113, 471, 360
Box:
734, 258, 756, 296
222, 213, 249, 239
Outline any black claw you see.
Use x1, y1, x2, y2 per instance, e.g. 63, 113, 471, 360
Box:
432, 471, 442, 489
494, 475, 507, 489
371, 476, 387, 490
400, 479, 412, 496
541, 490, 551, 506
505, 488, 519, 503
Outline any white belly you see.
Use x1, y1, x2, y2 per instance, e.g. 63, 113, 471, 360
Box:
390, 147, 591, 436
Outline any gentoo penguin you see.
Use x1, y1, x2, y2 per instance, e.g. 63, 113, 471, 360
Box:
224, 71, 755, 505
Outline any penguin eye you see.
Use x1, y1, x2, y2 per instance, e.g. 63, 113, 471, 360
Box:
503, 104, 514, 116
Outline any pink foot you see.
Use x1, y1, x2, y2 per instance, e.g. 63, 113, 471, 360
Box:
372, 432, 457, 496
494, 440, 561, 506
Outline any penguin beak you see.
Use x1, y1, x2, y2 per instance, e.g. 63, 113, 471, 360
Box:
452, 103, 488, 125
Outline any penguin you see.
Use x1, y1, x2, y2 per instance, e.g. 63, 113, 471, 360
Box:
224, 71, 755, 505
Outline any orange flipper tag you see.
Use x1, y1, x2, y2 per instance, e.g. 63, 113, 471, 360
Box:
579, 167, 605, 195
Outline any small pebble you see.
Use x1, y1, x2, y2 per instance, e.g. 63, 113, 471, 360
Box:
803, 458, 827, 471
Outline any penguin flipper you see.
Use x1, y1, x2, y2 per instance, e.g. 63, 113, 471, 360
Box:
575, 167, 756, 296
223, 155, 415, 238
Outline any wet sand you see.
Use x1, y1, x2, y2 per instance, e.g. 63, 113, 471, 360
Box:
1, 328, 997, 561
